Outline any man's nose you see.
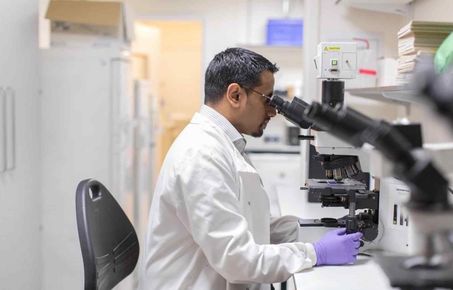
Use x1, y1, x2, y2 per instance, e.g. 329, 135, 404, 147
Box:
267, 106, 277, 117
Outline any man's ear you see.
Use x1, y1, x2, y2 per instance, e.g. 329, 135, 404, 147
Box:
226, 83, 243, 107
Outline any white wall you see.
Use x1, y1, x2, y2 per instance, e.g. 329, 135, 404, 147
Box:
314, 0, 453, 143
320, 1, 408, 58
130, 0, 304, 88
316, 0, 408, 121
129, 0, 453, 126
413, 0, 453, 21
408, 0, 453, 143
0, 0, 41, 289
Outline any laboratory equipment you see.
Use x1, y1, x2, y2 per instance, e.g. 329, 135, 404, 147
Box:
268, 93, 379, 243
269, 42, 379, 242
305, 101, 453, 290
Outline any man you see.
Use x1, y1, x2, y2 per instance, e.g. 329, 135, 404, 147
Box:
139, 48, 362, 290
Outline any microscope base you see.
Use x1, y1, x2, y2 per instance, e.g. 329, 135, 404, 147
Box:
376, 255, 453, 290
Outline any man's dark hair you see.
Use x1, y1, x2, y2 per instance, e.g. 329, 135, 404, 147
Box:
204, 47, 279, 104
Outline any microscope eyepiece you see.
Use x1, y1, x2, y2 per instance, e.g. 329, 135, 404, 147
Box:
305, 102, 368, 147
268, 95, 313, 129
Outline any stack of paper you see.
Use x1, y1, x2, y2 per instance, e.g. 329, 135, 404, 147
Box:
397, 21, 453, 83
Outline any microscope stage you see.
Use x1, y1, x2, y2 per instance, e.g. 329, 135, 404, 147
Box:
307, 178, 367, 190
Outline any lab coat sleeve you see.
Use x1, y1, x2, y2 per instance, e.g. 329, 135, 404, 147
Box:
174, 148, 317, 284
270, 215, 300, 244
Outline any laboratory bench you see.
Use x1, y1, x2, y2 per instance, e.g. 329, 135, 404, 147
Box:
275, 196, 396, 289
291, 254, 395, 290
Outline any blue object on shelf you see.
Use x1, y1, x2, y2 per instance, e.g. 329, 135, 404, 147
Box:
266, 19, 303, 46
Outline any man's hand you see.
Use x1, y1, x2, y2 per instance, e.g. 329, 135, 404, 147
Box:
313, 228, 362, 266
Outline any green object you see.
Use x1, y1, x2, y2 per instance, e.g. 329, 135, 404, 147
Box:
434, 32, 453, 72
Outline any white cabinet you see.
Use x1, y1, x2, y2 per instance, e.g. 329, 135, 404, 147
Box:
0, 1, 41, 289
40, 46, 150, 290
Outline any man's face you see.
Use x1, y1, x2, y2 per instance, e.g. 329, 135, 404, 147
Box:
240, 71, 277, 137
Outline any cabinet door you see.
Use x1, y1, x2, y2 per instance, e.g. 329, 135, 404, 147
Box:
40, 48, 113, 290
110, 58, 135, 219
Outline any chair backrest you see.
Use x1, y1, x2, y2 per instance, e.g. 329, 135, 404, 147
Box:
76, 179, 140, 290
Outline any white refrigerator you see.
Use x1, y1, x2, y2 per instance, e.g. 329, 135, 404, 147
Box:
40, 46, 152, 290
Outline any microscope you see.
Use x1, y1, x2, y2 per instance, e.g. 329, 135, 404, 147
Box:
268, 54, 453, 289
269, 42, 380, 242
304, 101, 453, 290
309, 42, 369, 189
273, 42, 427, 248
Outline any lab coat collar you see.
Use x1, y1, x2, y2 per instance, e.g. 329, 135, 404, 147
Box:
199, 105, 247, 153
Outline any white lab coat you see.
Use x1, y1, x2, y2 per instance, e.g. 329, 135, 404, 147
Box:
139, 112, 317, 290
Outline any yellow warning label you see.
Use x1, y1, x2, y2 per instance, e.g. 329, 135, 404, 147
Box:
324, 46, 341, 51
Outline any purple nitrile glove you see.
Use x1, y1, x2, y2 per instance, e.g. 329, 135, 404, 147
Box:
313, 228, 363, 266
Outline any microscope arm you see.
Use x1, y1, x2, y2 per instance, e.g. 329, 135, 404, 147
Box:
305, 102, 450, 211
269, 95, 416, 167
268, 95, 449, 210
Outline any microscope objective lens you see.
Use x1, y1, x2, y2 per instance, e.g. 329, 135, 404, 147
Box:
326, 169, 333, 179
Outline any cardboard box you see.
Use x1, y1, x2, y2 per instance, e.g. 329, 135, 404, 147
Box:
46, 0, 132, 43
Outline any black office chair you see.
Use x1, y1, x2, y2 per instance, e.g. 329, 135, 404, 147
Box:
76, 179, 140, 290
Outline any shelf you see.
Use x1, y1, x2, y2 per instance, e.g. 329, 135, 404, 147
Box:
346, 85, 422, 106
342, 0, 414, 16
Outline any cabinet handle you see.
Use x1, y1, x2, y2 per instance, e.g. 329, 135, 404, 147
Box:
6, 87, 15, 171
0, 88, 6, 173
